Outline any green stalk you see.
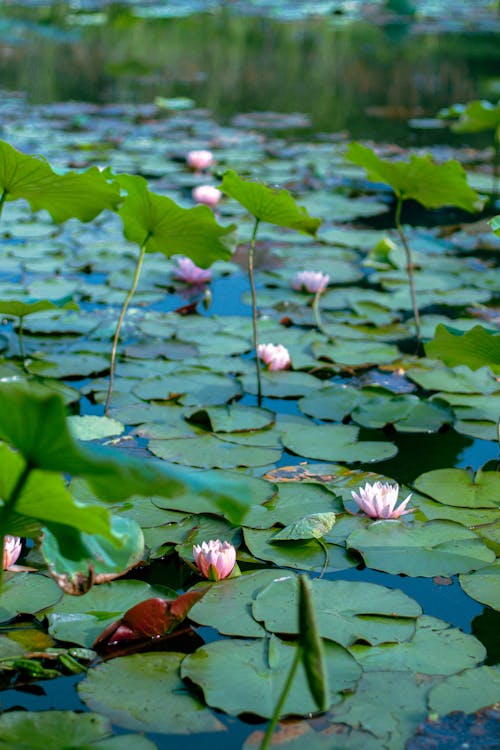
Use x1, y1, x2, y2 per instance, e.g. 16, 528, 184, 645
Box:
0, 462, 32, 591
259, 642, 302, 750
0, 190, 7, 221
492, 126, 500, 202
312, 290, 328, 336
248, 218, 263, 406
394, 195, 421, 344
104, 234, 150, 415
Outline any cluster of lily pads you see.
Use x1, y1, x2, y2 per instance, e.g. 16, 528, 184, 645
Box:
0, 86, 499, 750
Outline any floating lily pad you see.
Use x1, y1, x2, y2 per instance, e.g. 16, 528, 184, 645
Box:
243, 482, 341, 530
79, 652, 225, 734
428, 665, 500, 715
271, 512, 336, 540
413, 468, 500, 509
460, 560, 500, 611
0, 572, 62, 623
0, 711, 113, 750
181, 635, 360, 718
67, 415, 125, 441
148, 433, 282, 468
133, 371, 242, 405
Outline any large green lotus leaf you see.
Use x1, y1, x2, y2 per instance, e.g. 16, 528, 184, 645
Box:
406, 363, 499, 394
0, 711, 113, 750
41, 516, 145, 592
0, 140, 120, 222
243, 482, 342, 530
79, 652, 224, 734
425, 324, 500, 373
116, 174, 235, 265
0, 382, 252, 525
428, 665, 500, 715
312, 339, 400, 367
119, 497, 189, 529
133, 371, 242, 405
272, 512, 336, 541
240, 370, 324, 399
0, 298, 79, 318
181, 636, 360, 718
451, 99, 500, 133
189, 569, 287, 637
241, 722, 381, 750
346, 520, 496, 577
184, 404, 275, 433
278, 415, 397, 463
0, 572, 62, 623
411, 493, 499, 527
351, 394, 418, 429
349, 614, 485, 674
329, 671, 442, 750
67, 415, 124, 441
88, 737, 158, 750
345, 143, 480, 211
47, 580, 176, 647
460, 561, 500, 610
413, 468, 500, 509
243, 527, 357, 573
298, 385, 361, 421
220, 169, 321, 234
453, 419, 498, 442
148, 433, 281, 468
390, 399, 452, 433
253, 577, 420, 647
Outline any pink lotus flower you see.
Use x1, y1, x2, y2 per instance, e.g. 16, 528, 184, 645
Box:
257, 343, 291, 371
192, 185, 222, 208
186, 150, 214, 172
291, 270, 329, 294
3, 535, 22, 569
193, 539, 236, 581
173, 257, 212, 285
351, 482, 413, 519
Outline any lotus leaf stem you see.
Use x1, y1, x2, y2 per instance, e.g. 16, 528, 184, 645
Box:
0, 461, 32, 591
493, 126, 499, 201
316, 537, 329, 579
259, 640, 302, 750
394, 195, 421, 345
248, 217, 263, 406
0, 190, 7, 220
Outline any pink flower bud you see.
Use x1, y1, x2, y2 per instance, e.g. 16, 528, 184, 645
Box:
186, 150, 214, 171
173, 256, 212, 285
3, 535, 22, 569
291, 270, 329, 294
192, 185, 222, 208
351, 482, 413, 519
193, 539, 236, 581
257, 343, 291, 371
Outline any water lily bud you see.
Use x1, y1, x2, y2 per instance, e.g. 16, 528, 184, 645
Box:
193, 539, 236, 581
351, 482, 413, 519
192, 185, 222, 208
291, 270, 329, 294
186, 150, 214, 171
257, 343, 291, 371
173, 256, 212, 285
3, 535, 22, 569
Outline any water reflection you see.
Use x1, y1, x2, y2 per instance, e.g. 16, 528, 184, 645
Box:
1, 5, 499, 142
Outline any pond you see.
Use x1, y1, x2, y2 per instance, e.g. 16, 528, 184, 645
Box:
0, 2, 499, 749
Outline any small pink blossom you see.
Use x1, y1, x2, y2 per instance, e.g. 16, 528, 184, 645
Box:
192, 185, 222, 208
3, 535, 22, 569
351, 482, 413, 519
257, 343, 291, 371
291, 270, 329, 294
193, 539, 236, 581
173, 257, 212, 285
186, 150, 214, 172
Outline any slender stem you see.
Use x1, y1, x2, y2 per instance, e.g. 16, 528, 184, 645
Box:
104, 235, 150, 415
492, 127, 499, 202
0, 190, 7, 221
248, 218, 262, 406
259, 642, 302, 750
394, 195, 421, 344
316, 537, 329, 580
0, 462, 32, 592
18, 316, 25, 360
312, 291, 328, 337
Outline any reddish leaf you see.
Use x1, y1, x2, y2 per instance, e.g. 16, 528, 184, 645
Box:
122, 597, 169, 638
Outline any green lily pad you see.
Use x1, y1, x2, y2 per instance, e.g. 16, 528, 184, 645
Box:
148, 433, 282, 468
253, 577, 420, 647
271, 512, 336, 541
67, 415, 125, 441
240, 370, 324, 399
0, 572, 62, 623
346, 520, 496, 577
133, 371, 242, 405
406, 364, 499, 394
26, 353, 111, 379
413, 468, 500, 509
298, 385, 361, 422
428, 665, 500, 715
425, 324, 500, 373
184, 404, 275, 432
0, 711, 113, 750
79, 652, 224, 734
460, 560, 500, 611
243, 482, 341, 530
181, 635, 360, 718
349, 614, 486, 674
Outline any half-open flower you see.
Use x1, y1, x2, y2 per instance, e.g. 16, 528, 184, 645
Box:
291, 270, 329, 294
186, 149, 214, 171
3, 535, 22, 569
351, 482, 413, 519
193, 540, 236, 581
257, 343, 291, 371
192, 185, 222, 208
173, 256, 212, 285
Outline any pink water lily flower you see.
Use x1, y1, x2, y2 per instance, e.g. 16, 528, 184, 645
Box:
351, 482, 413, 519
192, 185, 222, 208
186, 149, 214, 171
193, 540, 236, 581
257, 343, 291, 371
173, 257, 212, 285
3, 535, 22, 569
291, 270, 329, 294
